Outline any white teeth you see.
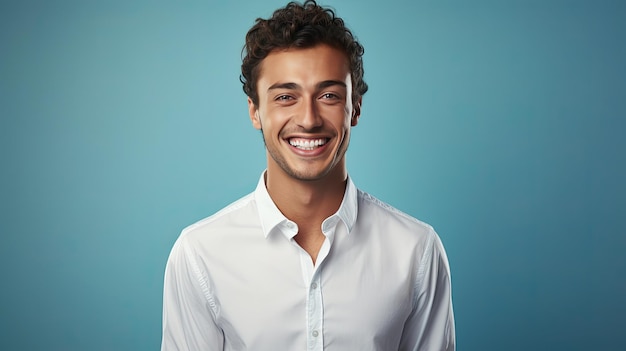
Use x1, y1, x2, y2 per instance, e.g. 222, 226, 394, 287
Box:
289, 138, 327, 150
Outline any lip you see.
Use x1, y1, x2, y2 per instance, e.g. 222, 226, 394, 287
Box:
284, 136, 331, 157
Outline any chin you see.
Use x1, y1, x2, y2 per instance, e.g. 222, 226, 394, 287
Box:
284, 165, 333, 182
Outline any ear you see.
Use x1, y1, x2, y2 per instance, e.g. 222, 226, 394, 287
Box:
351, 97, 362, 127
248, 97, 262, 130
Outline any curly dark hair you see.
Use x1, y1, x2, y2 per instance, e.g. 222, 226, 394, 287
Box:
241, 0, 368, 108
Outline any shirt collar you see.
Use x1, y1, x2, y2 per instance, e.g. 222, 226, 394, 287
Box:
254, 171, 358, 239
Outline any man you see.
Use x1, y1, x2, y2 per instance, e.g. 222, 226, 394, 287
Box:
161, 1, 455, 350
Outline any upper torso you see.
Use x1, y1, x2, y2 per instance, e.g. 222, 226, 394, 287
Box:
170, 176, 441, 350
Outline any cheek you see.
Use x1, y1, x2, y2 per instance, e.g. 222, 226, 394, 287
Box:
265, 109, 293, 128
258, 113, 285, 139
342, 115, 354, 131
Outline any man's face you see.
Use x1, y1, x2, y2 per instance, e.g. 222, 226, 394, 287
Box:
248, 44, 360, 182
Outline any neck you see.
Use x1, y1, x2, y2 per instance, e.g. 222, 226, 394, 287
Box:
265, 166, 347, 231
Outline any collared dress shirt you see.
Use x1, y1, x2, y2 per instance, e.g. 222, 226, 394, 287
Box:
161, 173, 455, 351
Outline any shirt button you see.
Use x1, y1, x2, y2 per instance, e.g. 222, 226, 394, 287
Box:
312, 330, 319, 337
311, 282, 318, 289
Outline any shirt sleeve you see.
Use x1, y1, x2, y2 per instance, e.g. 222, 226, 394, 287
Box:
399, 230, 456, 351
161, 236, 224, 351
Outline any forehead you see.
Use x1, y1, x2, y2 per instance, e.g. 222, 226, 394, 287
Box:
257, 44, 351, 87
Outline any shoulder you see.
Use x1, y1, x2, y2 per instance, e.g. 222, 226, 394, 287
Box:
352, 188, 443, 264
166, 191, 262, 279
357, 189, 435, 238
177, 192, 258, 245
352, 189, 452, 292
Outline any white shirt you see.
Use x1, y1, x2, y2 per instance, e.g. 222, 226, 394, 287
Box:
161, 174, 455, 351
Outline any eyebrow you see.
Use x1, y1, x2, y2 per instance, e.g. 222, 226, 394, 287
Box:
267, 80, 347, 92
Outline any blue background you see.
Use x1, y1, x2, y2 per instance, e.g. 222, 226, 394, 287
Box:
1, 0, 624, 350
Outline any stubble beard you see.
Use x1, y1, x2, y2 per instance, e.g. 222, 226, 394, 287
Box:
259, 128, 349, 182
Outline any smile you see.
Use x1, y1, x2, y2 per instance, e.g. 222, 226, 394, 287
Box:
288, 138, 329, 150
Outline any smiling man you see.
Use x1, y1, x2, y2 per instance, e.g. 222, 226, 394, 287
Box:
161, 1, 455, 350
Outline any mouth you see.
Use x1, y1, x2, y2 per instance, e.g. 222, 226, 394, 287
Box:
287, 137, 330, 151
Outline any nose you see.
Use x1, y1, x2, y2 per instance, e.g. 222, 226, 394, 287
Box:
296, 99, 323, 130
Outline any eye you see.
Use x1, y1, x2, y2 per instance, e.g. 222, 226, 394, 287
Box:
275, 95, 294, 101
319, 92, 344, 105
320, 93, 339, 100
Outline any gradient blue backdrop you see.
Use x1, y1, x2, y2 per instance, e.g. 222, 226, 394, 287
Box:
1, 0, 624, 350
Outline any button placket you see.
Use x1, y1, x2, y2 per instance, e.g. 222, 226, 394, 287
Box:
307, 275, 323, 350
